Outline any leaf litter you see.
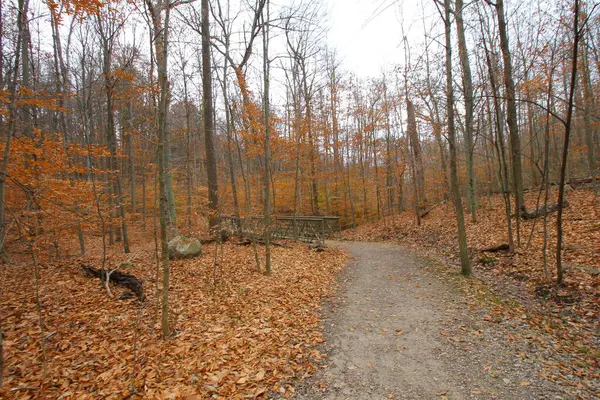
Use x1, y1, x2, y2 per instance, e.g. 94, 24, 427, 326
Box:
0, 231, 347, 399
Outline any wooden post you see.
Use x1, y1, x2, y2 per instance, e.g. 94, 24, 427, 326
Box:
320, 218, 325, 246
293, 216, 298, 241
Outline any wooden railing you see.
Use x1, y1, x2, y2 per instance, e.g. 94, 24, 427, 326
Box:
220, 215, 341, 245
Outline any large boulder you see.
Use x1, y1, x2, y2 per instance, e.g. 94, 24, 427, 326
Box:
168, 236, 202, 259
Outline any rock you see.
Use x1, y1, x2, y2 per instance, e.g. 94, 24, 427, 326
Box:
168, 235, 202, 259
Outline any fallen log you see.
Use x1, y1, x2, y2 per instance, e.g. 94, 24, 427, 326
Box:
523, 176, 598, 193
419, 200, 447, 219
480, 243, 510, 253
235, 238, 289, 248
521, 200, 569, 220
80, 264, 144, 301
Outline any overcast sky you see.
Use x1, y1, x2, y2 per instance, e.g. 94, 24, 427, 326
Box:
324, 0, 421, 77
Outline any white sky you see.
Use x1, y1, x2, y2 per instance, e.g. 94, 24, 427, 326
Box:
325, 0, 420, 77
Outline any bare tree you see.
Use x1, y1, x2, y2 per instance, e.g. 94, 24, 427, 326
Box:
202, 0, 220, 230
455, 0, 477, 222
556, 0, 582, 285
489, 0, 525, 241
262, 0, 272, 274
144, 0, 190, 337
95, 5, 130, 253
440, 0, 471, 276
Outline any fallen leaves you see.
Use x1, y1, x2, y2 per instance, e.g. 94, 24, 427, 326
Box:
0, 234, 347, 399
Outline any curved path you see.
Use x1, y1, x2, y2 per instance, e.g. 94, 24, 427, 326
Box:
294, 241, 565, 400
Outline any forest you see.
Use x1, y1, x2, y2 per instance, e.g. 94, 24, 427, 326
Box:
0, 0, 598, 398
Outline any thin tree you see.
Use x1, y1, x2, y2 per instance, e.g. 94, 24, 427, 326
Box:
95, 6, 130, 253
202, 0, 219, 230
556, 0, 582, 285
439, 0, 471, 276
144, 0, 190, 337
488, 0, 525, 242
262, 0, 272, 274
455, 0, 477, 222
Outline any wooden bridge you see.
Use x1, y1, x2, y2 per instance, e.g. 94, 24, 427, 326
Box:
220, 215, 341, 245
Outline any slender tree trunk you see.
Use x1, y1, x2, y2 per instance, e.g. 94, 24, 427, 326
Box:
495, 0, 525, 236
0, 0, 27, 257
302, 74, 319, 214
125, 102, 136, 213
406, 99, 426, 212
556, 0, 581, 285
581, 37, 598, 194
432, 121, 449, 199
541, 49, 556, 280
456, 0, 477, 222
98, 15, 130, 253
221, 55, 240, 221
444, 0, 471, 276
483, 32, 515, 253
182, 70, 193, 232
346, 141, 357, 228
203, 0, 219, 229
371, 126, 382, 219
262, 0, 272, 274
145, 0, 172, 338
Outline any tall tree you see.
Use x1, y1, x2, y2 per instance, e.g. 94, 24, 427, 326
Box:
491, 0, 525, 240
95, 6, 130, 253
202, 0, 219, 229
144, 0, 183, 338
441, 0, 471, 276
556, 0, 582, 285
455, 0, 477, 222
406, 99, 426, 218
262, 0, 272, 274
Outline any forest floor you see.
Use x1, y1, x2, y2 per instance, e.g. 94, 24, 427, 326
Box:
0, 231, 347, 399
294, 241, 570, 399
1, 188, 598, 399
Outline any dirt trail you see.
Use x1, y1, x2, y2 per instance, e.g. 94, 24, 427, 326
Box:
294, 241, 567, 400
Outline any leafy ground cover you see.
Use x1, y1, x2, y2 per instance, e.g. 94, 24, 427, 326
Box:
0, 231, 347, 399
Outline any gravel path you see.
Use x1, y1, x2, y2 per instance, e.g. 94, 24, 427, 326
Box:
294, 241, 569, 400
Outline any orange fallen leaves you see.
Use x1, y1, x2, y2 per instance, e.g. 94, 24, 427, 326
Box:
0, 233, 347, 399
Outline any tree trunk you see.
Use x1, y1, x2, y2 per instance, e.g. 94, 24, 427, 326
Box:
495, 0, 525, 235
202, 0, 219, 229
0, 0, 27, 256
406, 99, 426, 211
262, 0, 272, 274
483, 27, 515, 253
444, 0, 471, 276
125, 102, 136, 213
99, 22, 130, 253
455, 0, 477, 222
556, 0, 581, 285
581, 36, 598, 194
221, 51, 240, 221
145, 0, 172, 338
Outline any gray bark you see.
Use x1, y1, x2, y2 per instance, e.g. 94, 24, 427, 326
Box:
494, 0, 525, 233
444, 0, 471, 276
203, 0, 219, 229
455, 0, 477, 222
